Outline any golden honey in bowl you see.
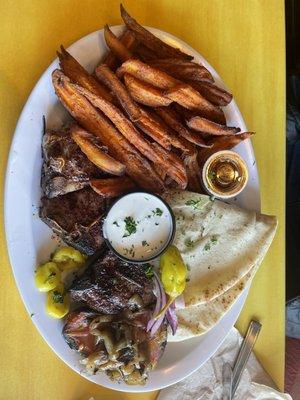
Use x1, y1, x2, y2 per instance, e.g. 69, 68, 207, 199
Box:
202, 150, 248, 199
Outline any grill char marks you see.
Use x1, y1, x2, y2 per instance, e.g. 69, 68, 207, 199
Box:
69, 251, 155, 314
40, 187, 108, 255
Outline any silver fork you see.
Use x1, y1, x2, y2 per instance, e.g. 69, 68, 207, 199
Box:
222, 362, 233, 400
222, 320, 261, 399
232, 320, 262, 397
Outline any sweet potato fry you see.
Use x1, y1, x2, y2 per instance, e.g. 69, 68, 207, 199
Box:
149, 59, 214, 83
102, 29, 137, 70
95, 65, 171, 149
134, 111, 172, 150
187, 116, 240, 136
142, 109, 195, 154
90, 177, 135, 198
104, 25, 133, 62
57, 46, 113, 102
74, 83, 162, 153
96, 64, 193, 153
95, 64, 141, 121
120, 4, 193, 60
172, 103, 226, 126
152, 164, 167, 181
70, 124, 125, 175
117, 60, 224, 123
151, 142, 188, 189
188, 81, 233, 106
184, 152, 203, 193
155, 107, 211, 147
172, 103, 199, 119
52, 70, 165, 192
117, 59, 178, 89
124, 74, 172, 107
147, 58, 194, 66
73, 84, 187, 187
165, 84, 225, 124
134, 44, 157, 61
198, 132, 254, 165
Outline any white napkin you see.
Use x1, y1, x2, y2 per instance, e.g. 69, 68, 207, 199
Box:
158, 327, 292, 400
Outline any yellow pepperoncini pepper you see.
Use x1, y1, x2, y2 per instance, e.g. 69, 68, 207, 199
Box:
46, 283, 70, 318
34, 262, 61, 292
52, 246, 87, 270
158, 245, 188, 316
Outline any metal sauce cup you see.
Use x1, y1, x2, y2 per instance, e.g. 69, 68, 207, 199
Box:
201, 150, 248, 199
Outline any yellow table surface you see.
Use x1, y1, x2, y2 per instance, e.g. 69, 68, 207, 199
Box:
0, 0, 285, 398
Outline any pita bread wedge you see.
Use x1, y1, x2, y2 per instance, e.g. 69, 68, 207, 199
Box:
162, 190, 277, 307
169, 266, 254, 342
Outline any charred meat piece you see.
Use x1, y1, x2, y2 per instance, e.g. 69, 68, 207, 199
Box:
135, 320, 168, 366
41, 127, 106, 198
69, 251, 155, 314
40, 187, 108, 255
63, 310, 99, 355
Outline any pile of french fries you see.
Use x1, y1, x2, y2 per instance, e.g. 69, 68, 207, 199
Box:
52, 4, 253, 197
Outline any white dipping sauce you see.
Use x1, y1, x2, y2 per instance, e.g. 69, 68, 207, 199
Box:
103, 192, 173, 261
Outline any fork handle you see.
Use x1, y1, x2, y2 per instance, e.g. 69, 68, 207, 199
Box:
231, 320, 261, 397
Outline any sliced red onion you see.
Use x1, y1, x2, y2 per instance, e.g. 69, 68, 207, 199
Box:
147, 274, 162, 332
147, 272, 179, 336
166, 302, 178, 335
147, 272, 167, 335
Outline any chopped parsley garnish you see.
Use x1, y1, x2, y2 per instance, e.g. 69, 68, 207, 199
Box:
152, 207, 163, 216
123, 216, 137, 237
52, 290, 64, 304
218, 214, 223, 219
204, 243, 211, 251
184, 238, 194, 248
144, 264, 154, 279
185, 199, 203, 210
113, 221, 120, 227
204, 236, 218, 251
142, 240, 149, 247
211, 235, 218, 244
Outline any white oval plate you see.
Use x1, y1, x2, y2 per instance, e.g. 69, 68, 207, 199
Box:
4, 26, 260, 392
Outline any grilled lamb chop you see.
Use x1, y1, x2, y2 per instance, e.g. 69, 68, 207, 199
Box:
69, 251, 155, 314
41, 126, 106, 198
40, 187, 109, 255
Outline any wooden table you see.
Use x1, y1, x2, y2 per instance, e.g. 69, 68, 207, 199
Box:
0, 1, 285, 398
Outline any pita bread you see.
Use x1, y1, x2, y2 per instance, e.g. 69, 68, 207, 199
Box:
169, 267, 254, 342
162, 190, 277, 307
